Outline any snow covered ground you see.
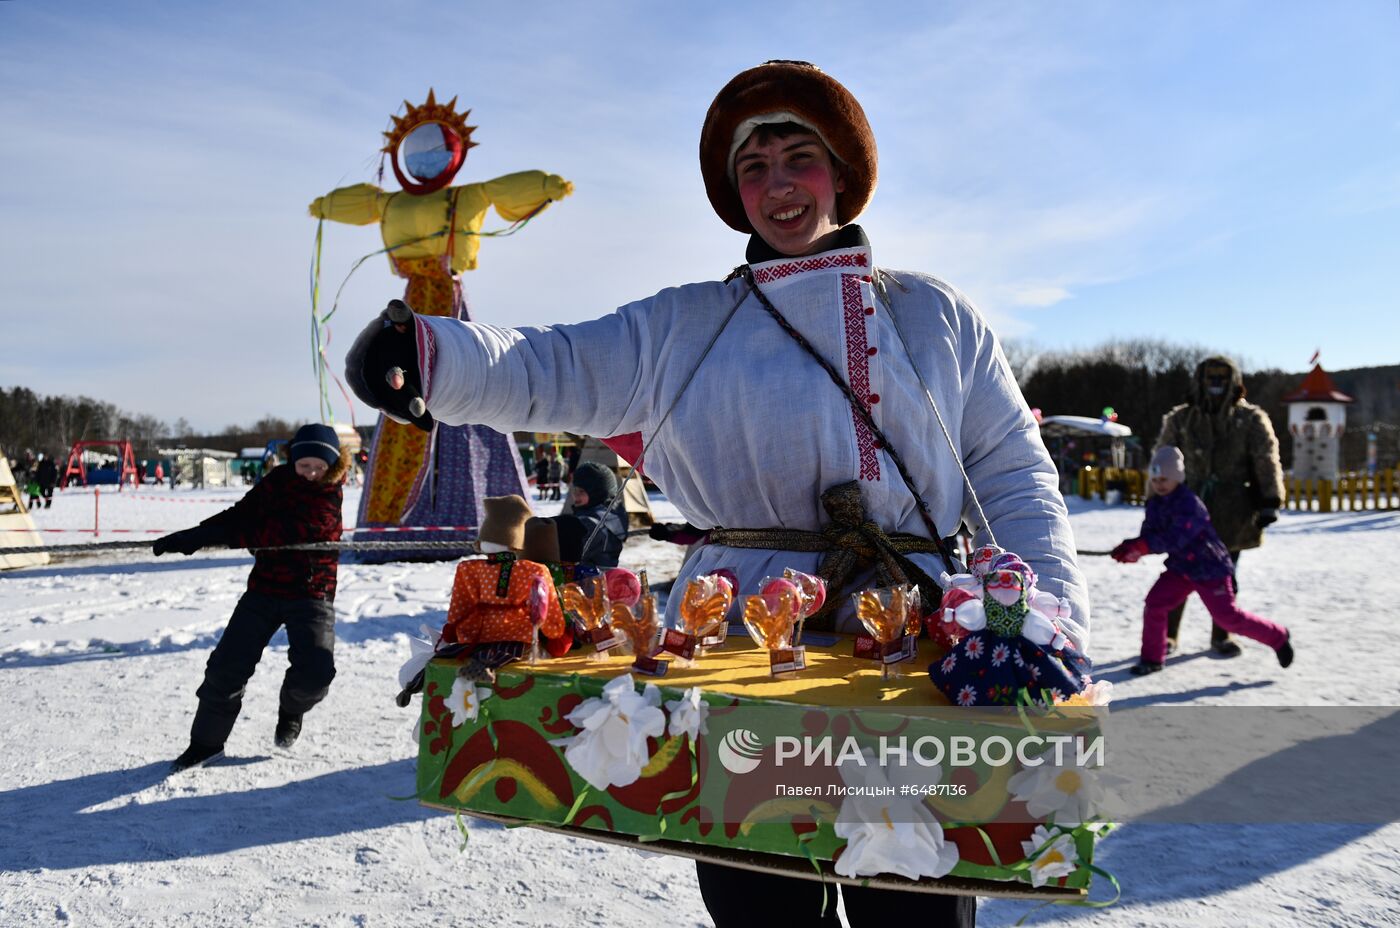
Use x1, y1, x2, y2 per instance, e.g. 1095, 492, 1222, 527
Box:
1, 485, 1396, 927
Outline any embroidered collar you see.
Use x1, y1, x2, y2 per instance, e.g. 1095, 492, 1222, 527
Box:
746, 225, 872, 286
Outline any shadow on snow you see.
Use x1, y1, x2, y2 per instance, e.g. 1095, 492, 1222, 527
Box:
8, 555, 253, 581
0, 608, 446, 671
0, 757, 464, 871
982, 710, 1400, 922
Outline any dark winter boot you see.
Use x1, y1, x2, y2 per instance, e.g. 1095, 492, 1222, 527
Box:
1275, 631, 1294, 669
170, 740, 225, 772
1211, 637, 1243, 658
1129, 661, 1165, 676
274, 711, 303, 750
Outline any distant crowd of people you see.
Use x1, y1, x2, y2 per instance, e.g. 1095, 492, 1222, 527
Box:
10, 449, 58, 510
529, 443, 576, 502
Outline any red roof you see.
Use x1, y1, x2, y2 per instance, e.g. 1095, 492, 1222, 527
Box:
1282, 364, 1354, 404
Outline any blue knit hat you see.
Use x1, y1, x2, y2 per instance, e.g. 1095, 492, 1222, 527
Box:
290, 424, 340, 467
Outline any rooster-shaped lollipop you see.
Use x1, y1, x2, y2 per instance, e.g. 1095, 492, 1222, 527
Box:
743, 583, 798, 650
854, 584, 921, 679
928, 548, 1090, 706
680, 574, 734, 640
562, 576, 615, 656
561, 568, 639, 656
561, 579, 606, 629
742, 582, 807, 676
662, 573, 735, 661
610, 584, 666, 675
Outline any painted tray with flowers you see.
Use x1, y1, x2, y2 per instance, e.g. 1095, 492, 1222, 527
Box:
405, 554, 1115, 901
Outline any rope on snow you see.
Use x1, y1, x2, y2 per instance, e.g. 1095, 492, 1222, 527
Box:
2, 528, 657, 560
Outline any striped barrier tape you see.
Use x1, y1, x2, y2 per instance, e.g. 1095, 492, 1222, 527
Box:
2, 527, 656, 559
0, 524, 477, 535
0, 539, 483, 557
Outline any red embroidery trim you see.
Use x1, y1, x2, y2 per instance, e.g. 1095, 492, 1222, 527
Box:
752, 251, 869, 285
841, 273, 881, 482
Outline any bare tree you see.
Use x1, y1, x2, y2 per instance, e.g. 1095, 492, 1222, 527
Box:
999, 337, 1041, 385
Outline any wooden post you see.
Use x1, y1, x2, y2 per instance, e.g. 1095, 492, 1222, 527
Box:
1319, 478, 1333, 513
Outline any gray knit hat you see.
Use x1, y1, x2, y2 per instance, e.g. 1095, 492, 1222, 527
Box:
1149, 446, 1186, 482
570, 462, 618, 505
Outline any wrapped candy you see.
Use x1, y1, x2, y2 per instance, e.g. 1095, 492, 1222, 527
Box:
779, 569, 826, 646
662, 573, 735, 661
526, 573, 553, 665
742, 582, 806, 677
604, 567, 642, 607
852, 585, 922, 679
927, 552, 1091, 707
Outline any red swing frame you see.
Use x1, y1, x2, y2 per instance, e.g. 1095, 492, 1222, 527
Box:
59, 440, 139, 490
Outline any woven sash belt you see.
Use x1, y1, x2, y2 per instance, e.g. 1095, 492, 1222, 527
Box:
708, 481, 943, 632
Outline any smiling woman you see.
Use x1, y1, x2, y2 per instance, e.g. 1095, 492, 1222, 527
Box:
734, 126, 846, 257
345, 59, 1087, 928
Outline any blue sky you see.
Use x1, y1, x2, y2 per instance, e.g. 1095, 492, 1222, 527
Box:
1, 1, 1396, 431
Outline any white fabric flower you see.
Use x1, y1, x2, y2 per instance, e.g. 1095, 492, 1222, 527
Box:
558, 674, 665, 790
397, 625, 441, 690
1020, 825, 1079, 887
833, 749, 959, 880
446, 677, 490, 727
664, 687, 709, 741
1079, 680, 1115, 707
1008, 757, 1109, 826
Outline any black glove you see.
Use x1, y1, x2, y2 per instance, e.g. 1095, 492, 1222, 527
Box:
152, 522, 226, 557
1255, 508, 1279, 528
344, 299, 435, 432
647, 522, 705, 544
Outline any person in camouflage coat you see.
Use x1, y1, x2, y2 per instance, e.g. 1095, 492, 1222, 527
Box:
1155, 356, 1284, 655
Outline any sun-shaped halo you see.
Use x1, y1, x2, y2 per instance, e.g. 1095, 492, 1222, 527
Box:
381, 88, 479, 156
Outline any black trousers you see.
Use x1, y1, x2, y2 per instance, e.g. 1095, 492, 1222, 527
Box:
1166, 549, 1242, 643
695, 861, 975, 927
191, 591, 337, 747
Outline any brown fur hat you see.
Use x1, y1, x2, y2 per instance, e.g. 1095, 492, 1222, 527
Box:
478, 495, 533, 552
700, 60, 877, 234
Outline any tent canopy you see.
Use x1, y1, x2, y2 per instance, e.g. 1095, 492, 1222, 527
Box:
1038, 415, 1133, 440
558, 436, 654, 527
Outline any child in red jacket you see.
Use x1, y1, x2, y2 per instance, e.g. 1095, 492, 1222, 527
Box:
156, 424, 349, 771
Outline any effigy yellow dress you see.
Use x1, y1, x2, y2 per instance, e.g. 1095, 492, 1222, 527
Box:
310, 170, 573, 553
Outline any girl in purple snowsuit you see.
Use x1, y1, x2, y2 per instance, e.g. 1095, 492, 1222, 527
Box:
1113, 446, 1293, 675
